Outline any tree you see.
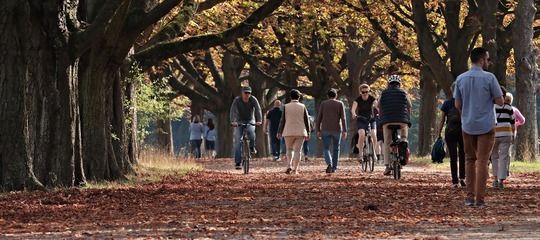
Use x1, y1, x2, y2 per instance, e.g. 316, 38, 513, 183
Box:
513, 0, 538, 162
0, 0, 284, 191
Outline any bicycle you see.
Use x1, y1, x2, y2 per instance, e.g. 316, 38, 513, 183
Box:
357, 117, 376, 173
387, 124, 407, 180
234, 123, 256, 174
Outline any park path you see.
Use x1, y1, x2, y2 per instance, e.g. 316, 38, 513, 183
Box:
1, 157, 539, 239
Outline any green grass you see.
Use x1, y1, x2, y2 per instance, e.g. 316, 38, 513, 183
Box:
411, 155, 540, 173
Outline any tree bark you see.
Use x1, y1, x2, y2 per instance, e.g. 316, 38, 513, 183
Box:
512, 0, 538, 162
417, 67, 438, 156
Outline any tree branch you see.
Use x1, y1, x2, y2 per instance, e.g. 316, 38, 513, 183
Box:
133, 0, 285, 65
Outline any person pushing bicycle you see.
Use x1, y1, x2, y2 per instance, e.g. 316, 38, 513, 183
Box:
377, 75, 412, 176
351, 84, 379, 162
230, 86, 262, 170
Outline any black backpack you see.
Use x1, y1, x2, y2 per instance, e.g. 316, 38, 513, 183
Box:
445, 107, 462, 137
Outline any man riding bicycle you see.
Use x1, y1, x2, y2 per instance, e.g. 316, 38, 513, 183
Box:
377, 75, 412, 175
230, 86, 262, 170
351, 84, 379, 161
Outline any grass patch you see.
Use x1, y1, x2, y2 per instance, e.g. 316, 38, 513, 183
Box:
86, 149, 202, 189
410, 155, 540, 173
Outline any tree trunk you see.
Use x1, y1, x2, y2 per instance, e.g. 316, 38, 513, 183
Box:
417, 67, 438, 156
215, 111, 233, 158
0, 2, 83, 191
156, 118, 174, 155
513, 0, 538, 162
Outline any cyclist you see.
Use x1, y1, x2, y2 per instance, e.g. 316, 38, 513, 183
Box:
230, 86, 262, 170
377, 75, 412, 175
350, 84, 378, 161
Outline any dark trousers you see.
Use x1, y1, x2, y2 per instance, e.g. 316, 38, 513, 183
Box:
446, 134, 465, 184
269, 131, 281, 158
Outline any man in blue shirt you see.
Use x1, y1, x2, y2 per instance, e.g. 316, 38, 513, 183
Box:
230, 86, 263, 169
454, 47, 504, 208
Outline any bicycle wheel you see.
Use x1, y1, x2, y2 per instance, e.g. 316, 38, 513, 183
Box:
361, 145, 367, 172
367, 136, 375, 172
393, 152, 401, 180
242, 140, 250, 174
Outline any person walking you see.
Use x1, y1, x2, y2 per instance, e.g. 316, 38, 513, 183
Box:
316, 88, 348, 173
454, 47, 504, 207
351, 84, 379, 162
189, 115, 204, 159
277, 89, 311, 174
491, 92, 516, 189
377, 75, 412, 176
436, 82, 466, 188
203, 118, 217, 159
264, 100, 283, 161
302, 114, 315, 162
230, 86, 263, 170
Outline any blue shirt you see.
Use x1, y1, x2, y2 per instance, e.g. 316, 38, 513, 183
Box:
454, 66, 503, 135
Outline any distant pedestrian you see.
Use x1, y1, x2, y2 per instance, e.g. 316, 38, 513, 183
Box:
264, 100, 282, 161
505, 92, 525, 177
316, 88, 348, 173
204, 118, 217, 158
277, 89, 311, 174
491, 92, 516, 189
189, 115, 204, 159
302, 113, 315, 162
436, 82, 466, 188
454, 47, 504, 207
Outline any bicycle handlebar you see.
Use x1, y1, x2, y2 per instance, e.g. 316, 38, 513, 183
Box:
231, 122, 257, 126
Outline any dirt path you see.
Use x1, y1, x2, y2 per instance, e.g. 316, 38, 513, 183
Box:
1, 158, 539, 239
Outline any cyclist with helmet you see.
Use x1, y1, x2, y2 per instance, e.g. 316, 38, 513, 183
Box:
351, 84, 379, 162
377, 75, 412, 175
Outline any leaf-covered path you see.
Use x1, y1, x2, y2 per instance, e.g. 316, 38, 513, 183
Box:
1, 158, 539, 239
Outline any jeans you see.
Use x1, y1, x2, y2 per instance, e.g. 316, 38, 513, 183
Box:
190, 140, 202, 158
234, 121, 256, 165
445, 134, 465, 184
321, 131, 342, 170
269, 131, 281, 158
463, 129, 495, 204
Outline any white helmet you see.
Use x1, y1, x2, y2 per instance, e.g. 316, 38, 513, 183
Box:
388, 75, 402, 84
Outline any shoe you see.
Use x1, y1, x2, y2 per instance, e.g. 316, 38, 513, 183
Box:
250, 147, 257, 154
376, 154, 381, 162
285, 167, 292, 174
493, 181, 499, 188
452, 184, 459, 188
235, 164, 242, 170
475, 202, 488, 208
383, 165, 392, 176
331, 168, 337, 173
275, 157, 282, 162
304, 157, 309, 162
292, 170, 299, 175
498, 181, 504, 189
326, 164, 332, 173
464, 200, 475, 207
460, 179, 466, 187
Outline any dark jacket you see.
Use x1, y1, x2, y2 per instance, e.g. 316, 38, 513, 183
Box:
379, 85, 411, 126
